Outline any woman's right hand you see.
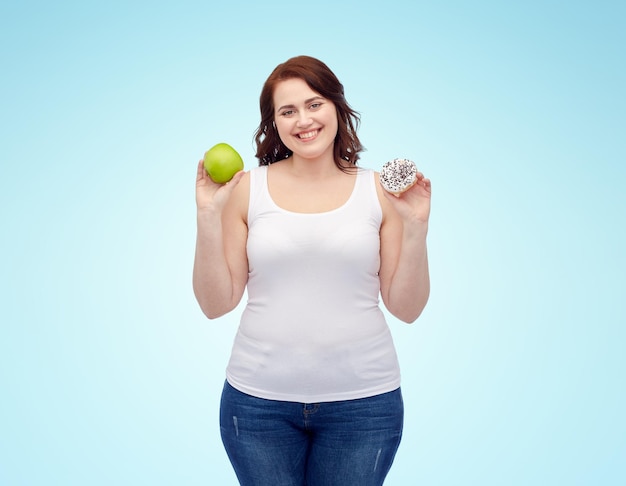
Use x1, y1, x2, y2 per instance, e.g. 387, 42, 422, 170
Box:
195, 159, 245, 212
193, 160, 249, 319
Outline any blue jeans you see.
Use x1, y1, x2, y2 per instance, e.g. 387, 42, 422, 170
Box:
219, 381, 404, 486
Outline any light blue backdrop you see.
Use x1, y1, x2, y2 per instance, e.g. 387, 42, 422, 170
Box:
1, 1, 624, 484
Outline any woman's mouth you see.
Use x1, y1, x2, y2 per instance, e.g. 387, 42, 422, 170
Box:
297, 129, 319, 140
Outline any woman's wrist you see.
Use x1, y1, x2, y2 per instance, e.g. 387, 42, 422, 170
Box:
403, 220, 429, 239
197, 207, 223, 226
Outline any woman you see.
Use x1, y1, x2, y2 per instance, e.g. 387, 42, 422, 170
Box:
193, 55, 431, 485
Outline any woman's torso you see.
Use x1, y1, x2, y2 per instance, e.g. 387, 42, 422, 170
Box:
225, 165, 401, 403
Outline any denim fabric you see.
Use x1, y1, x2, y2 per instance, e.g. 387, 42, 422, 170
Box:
220, 381, 404, 486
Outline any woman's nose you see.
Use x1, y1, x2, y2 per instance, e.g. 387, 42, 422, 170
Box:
296, 114, 313, 128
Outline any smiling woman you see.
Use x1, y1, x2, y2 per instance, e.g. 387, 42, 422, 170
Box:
254, 56, 363, 169
192, 55, 432, 486
272, 78, 339, 163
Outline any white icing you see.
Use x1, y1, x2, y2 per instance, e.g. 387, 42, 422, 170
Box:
380, 158, 417, 194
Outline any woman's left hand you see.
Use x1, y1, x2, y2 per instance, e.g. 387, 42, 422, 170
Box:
382, 171, 431, 225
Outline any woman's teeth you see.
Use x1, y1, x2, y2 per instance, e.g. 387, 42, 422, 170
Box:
298, 130, 318, 140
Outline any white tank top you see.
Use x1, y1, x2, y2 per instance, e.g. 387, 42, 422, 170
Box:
225, 165, 401, 403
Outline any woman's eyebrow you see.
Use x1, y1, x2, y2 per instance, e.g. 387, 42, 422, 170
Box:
276, 96, 324, 112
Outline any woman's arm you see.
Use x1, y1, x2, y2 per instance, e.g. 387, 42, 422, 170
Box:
192, 161, 249, 319
377, 171, 431, 323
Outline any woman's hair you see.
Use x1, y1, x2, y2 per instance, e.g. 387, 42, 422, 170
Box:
254, 56, 364, 170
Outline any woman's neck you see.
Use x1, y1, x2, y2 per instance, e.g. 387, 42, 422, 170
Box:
286, 154, 343, 180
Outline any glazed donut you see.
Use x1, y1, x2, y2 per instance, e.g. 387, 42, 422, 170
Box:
379, 158, 418, 195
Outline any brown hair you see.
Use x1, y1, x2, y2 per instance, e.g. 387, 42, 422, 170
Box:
254, 56, 364, 170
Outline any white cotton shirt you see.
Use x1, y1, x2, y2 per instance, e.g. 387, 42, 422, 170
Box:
225, 165, 401, 403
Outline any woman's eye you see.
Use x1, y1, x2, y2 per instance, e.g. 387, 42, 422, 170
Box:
310, 103, 322, 109
281, 110, 294, 116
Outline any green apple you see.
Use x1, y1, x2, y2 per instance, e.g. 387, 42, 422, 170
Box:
203, 143, 244, 183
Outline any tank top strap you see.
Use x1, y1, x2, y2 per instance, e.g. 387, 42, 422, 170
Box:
247, 166, 270, 223
353, 168, 383, 219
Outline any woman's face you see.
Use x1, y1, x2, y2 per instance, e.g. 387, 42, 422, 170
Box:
272, 78, 338, 162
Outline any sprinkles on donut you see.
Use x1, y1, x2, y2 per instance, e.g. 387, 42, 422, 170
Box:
379, 158, 418, 195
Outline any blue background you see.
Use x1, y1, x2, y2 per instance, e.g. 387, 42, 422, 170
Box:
1, 1, 624, 484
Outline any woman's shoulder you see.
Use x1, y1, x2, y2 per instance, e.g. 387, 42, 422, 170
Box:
354, 165, 382, 189
226, 170, 251, 220
363, 168, 395, 221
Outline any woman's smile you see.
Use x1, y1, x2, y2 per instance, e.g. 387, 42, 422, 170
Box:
297, 129, 320, 140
